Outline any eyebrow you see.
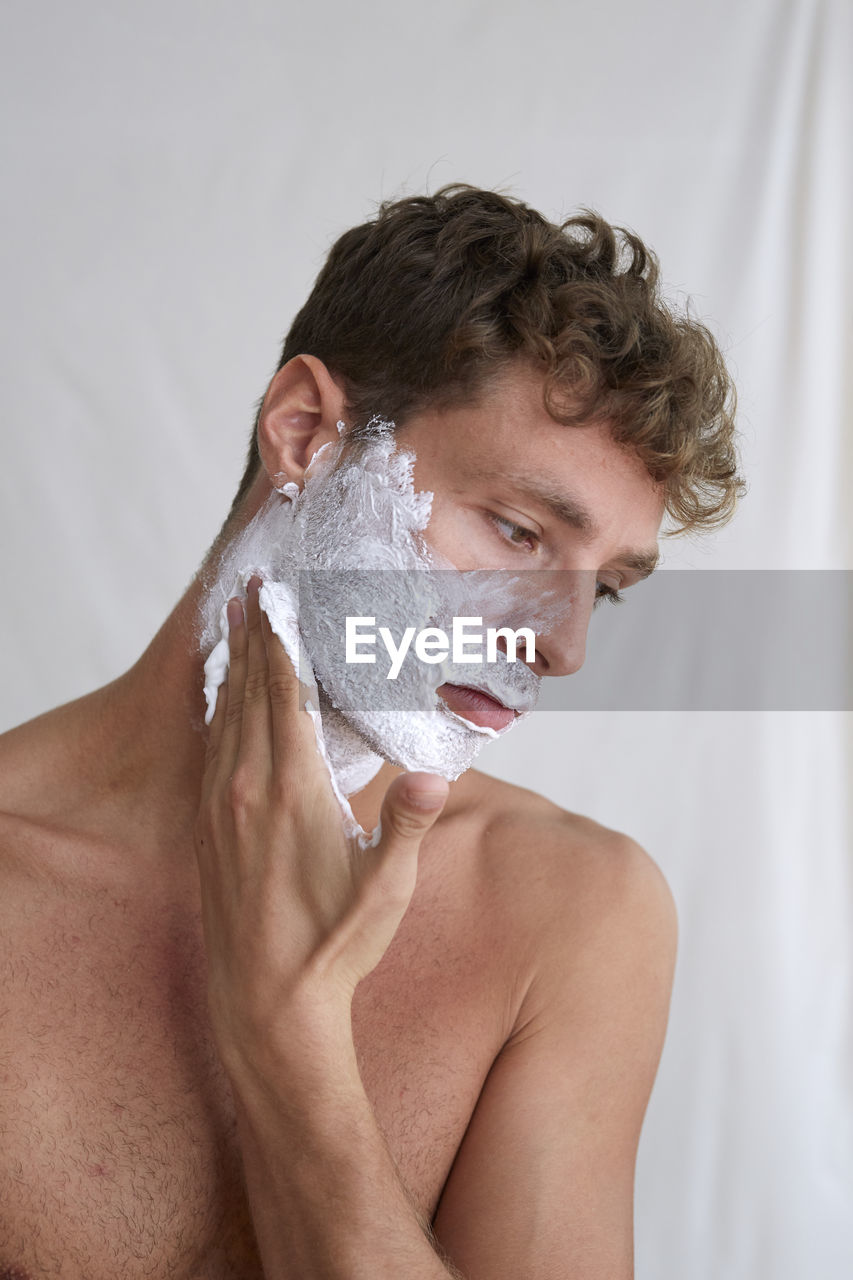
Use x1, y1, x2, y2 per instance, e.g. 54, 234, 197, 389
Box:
473, 467, 661, 579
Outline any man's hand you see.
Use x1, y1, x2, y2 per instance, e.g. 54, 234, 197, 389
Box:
193, 577, 460, 1276
194, 575, 449, 1071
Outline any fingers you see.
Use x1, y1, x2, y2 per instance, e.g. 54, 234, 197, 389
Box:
209, 576, 274, 781
204, 572, 316, 799
214, 593, 249, 774
237, 577, 273, 767
261, 601, 307, 764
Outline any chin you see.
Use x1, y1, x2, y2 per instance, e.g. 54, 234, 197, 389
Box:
319, 686, 503, 781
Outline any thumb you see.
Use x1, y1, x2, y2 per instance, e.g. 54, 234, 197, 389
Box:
378, 772, 449, 846
342, 772, 448, 983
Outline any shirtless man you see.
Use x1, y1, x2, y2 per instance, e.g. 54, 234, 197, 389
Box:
0, 186, 741, 1278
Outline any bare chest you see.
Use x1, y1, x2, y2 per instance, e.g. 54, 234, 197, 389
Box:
0, 868, 505, 1280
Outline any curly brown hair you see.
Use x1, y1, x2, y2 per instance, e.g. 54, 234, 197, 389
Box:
232, 185, 743, 534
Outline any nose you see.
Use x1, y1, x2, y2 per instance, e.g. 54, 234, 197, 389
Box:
474, 568, 598, 679
518, 570, 596, 678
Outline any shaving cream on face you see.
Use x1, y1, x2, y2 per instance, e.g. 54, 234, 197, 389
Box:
200, 420, 560, 823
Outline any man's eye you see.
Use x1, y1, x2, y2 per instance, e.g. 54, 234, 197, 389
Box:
490, 514, 540, 552
594, 582, 624, 607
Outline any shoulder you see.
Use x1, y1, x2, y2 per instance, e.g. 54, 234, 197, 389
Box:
0, 687, 114, 831
457, 769, 678, 1014
0, 703, 70, 822
0, 698, 114, 895
462, 767, 676, 930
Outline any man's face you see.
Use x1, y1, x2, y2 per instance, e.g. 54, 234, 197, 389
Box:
393, 361, 665, 714
204, 359, 665, 800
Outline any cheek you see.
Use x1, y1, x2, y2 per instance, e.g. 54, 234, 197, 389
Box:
421, 498, 496, 570
419, 496, 463, 564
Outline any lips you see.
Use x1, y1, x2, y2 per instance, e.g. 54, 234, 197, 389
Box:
436, 683, 518, 732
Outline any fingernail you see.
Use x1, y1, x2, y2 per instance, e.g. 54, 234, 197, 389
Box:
247, 575, 262, 597
227, 598, 244, 628
405, 786, 448, 812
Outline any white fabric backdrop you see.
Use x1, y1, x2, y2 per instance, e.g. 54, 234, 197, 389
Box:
1, 1, 850, 1276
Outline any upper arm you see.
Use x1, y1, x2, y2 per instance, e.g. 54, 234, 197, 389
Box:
432, 832, 678, 1280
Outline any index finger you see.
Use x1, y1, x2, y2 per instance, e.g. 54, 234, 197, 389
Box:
260, 607, 314, 758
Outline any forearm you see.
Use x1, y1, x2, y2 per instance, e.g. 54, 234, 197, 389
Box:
226, 1004, 458, 1280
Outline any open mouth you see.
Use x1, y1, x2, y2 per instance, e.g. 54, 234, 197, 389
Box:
436, 683, 518, 732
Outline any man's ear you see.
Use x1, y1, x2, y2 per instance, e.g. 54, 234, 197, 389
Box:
257, 355, 347, 490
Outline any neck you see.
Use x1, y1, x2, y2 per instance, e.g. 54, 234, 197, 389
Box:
94, 574, 212, 833
100, 567, 400, 841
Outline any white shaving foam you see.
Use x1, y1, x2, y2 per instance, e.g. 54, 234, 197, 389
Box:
200, 420, 566, 838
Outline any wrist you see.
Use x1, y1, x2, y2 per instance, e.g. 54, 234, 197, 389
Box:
217, 972, 359, 1101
